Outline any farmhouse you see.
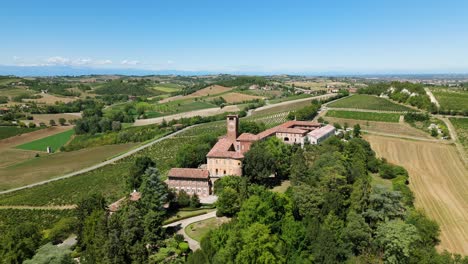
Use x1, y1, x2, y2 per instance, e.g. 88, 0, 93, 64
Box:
167, 115, 335, 194
166, 168, 212, 197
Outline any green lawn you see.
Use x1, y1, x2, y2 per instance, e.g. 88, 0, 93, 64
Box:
0, 126, 42, 140
16, 129, 74, 152
326, 110, 401, 123
185, 217, 228, 242
328, 95, 413, 111
432, 89, 468, 112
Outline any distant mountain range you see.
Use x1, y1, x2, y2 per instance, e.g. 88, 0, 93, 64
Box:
0, 65, 467, 78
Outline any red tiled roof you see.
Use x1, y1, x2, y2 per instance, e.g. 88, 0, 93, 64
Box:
308, 124, 335, 138
256, 120, 321, 139
206, 137, 244, 159
168, 168, 210, 179
237, 133, 258, 141
276, 128, 308, 134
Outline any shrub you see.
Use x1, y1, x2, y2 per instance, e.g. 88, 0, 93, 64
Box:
177, 190, 190, 208
28, 122, 36, 128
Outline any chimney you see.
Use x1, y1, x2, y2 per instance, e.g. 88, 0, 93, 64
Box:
226, 115, 239, 140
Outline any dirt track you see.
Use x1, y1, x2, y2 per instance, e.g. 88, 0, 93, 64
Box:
365, 134, 468, 255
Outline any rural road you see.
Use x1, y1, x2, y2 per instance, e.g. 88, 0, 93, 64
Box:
0, 125, 197, 195
163, 211, 218, 251
425, 87, 440, 108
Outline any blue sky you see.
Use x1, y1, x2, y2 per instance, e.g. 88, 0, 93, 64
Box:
1, 0, 468, 74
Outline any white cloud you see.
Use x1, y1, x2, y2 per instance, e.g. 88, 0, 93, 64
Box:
121, 60, 140, 65
46, 56, 70, 65
95, 59, 113, 65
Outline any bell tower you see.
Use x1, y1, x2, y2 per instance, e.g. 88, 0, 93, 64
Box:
226, 114, 239, 140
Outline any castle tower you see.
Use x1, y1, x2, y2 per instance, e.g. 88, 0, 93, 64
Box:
226, 114, 239, 140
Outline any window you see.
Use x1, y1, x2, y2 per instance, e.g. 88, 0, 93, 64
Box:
215, 169, 218, 175
284, 137, 289, 142
223, 170, 226, 175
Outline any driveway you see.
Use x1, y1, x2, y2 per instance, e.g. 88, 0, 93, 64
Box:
163, 211, 217, 251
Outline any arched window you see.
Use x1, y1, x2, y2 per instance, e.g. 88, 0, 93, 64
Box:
284, 137, 289, 142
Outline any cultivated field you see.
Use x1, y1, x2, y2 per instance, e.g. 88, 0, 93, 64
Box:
16, 129, 74, 152
190, 85, 232, 97
0, 126, 41, 140
0, 143, 137, 191
151, 83, 183, 93
431, 89, 468, 111
365, 134, 468, 255
221, 92, 263, 103
30, 113, 81, 125
324, 116, 432, 139
0, 126, 71, 149
450, 117, 468, 155
327, 94, 413, 111
325, 110, 400, 123
24, 93, 78, 104
0, 149, 38, 168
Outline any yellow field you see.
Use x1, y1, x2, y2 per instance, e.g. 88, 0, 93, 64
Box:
24, 93, 78, 104
324, 116, 432, 139
221, 92, 263, 103
30, 113, 81, 125
365, 134, 468, 255
190, 85, 232, 96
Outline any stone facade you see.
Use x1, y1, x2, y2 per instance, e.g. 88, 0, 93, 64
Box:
166, 168, 211, 197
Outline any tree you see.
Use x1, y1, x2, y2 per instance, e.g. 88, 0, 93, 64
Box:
28, 122, 36, 128
216, 187, 241, 217
111, 121, 122, 132
58, 118, 66, 126
49, 119, 56, 126
175, 143, 211, 168
353, 124, 361, 138
0, 223, 43, 264
190, 193, 201, 208
23, 243, 74, 264
342, 211, 372, 255
243, 141, 277, 183
140, 167, 168, 212
236, 223, 284, 264
177, 190, 190, 208
375, 220, 419, 264
76, 194, 107, 251
127, 156, 155, 191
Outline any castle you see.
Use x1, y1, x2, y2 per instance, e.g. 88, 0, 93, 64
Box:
167, 115, 335, 197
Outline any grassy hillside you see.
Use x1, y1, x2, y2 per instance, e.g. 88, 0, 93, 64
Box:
432, 89, 468, 112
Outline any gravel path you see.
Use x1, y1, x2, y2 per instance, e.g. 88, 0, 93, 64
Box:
425, 87, 440, 108
163, 211, 218, 251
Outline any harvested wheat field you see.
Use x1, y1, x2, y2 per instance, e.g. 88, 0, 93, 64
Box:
325, 116, 432, 139
221, 92, 263, 103
30, 113, 81, 125
190, 85, 232, 96
24, 93, 78, 104
365, 134, 468, 255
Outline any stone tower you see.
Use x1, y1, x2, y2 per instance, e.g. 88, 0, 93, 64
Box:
226, 114, 239, 140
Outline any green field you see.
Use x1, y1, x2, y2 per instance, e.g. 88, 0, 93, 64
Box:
0, 209, 75, 233
15, 129, 74, 152
326, 110, 401, 123
152, 83, 183, 93
327, 94, 413, 111
450, 117, 468, 154
432, 89, 468, 112
0, 126, 42, 140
